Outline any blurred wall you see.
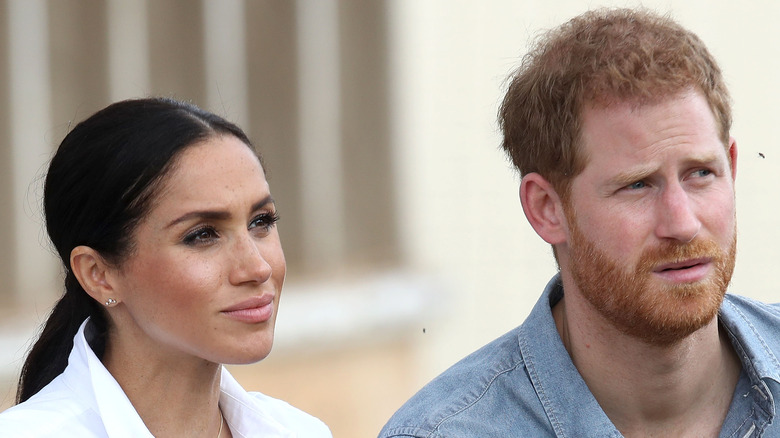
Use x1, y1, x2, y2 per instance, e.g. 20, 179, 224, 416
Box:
388, 0, 780, 383
1, 1, 780, 437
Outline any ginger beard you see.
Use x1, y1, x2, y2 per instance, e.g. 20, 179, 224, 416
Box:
565, 209, 737, 346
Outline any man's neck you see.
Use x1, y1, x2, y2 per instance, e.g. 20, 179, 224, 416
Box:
553, 292, 742, 437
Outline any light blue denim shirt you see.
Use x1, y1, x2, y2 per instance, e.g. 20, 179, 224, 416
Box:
379, 275, 780, 437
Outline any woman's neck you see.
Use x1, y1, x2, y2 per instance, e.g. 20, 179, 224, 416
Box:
102, 331, 225, 437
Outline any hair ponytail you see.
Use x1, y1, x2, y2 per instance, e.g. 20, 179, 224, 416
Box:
16, 272, 106, 403
15, 97, 255, 403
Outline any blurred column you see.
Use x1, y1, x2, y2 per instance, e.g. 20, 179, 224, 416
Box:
7, 0, 58, 307
203, 0, 249, 127
296, 0, 346, 272
147, 0, 206, 106
48, 0, 109, 136
244, 2, 303, 268
107, 0, 150, 101
338, 1, 398, 268
0, 1, 13, 307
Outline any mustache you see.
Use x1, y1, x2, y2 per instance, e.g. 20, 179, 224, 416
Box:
636, 238, 725, 273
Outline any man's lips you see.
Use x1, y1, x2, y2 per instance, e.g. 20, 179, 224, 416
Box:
652, 258, 712, 283
653, 257, 711, 272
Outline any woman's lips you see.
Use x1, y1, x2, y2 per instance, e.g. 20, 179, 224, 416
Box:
221, 295, 275, 323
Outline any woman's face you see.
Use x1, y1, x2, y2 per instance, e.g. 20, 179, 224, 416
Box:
107, 135, 285, 365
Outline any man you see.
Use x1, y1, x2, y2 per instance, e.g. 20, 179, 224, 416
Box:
379, 8, 780, 437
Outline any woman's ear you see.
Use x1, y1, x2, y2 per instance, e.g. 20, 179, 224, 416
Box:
70, 246, 120, 306
520, 173, 568, 245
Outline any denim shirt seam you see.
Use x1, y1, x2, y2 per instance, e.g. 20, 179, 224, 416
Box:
723, 299, 780, 374
429, 358, 527, 434
518, 328, 567, 438
721, 310, 764, 397
720, 299, 777, 429
723, 405, 757, 438
379, 425, 437, 438
722, 300, 779, 420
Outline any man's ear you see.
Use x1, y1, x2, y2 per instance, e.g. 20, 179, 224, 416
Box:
728, 136, 738, 182
70, 246, 120, 306
520, 173, 567, 245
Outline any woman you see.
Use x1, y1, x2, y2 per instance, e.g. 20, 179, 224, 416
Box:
0, 98, 332, 437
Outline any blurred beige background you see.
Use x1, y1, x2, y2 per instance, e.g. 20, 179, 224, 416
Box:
1, 1, 779, 437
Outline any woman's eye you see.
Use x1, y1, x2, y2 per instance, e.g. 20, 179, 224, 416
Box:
183, 227, 219, 245
249, 212, 280, 232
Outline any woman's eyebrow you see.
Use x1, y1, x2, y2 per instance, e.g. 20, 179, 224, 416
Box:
165, 195, 275, 229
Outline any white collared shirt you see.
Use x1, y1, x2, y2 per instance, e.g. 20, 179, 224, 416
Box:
0, 319, 332, 437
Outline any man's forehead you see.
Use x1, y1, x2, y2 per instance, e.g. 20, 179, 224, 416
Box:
580, 92, 719, 147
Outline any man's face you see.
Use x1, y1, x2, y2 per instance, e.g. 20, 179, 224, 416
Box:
561, 90, 737, 346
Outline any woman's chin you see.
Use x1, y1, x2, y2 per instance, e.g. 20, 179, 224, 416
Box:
218, 342, 275, 365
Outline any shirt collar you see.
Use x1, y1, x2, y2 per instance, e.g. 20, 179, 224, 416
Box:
67, 319, 297, 437
519, 275, 780, 436
218, 366, 295, 437
720, 295, 780, 385
719, 294, 779, 424
517, 274, 622, 437
63, 319, 154, 437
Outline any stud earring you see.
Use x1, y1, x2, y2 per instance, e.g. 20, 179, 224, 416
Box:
105, 298, 118, 307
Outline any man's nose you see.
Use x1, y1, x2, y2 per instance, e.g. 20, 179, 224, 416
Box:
654, 182, 701, 242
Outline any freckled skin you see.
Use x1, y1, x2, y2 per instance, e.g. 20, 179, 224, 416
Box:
559, 90, 737, 345
104, 135, 286, 368
540, 91, 743, 437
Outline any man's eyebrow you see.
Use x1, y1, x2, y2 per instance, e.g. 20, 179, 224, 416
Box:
606, 154, 723, 188
165, 195, 275, 229
607, 167, 653, 187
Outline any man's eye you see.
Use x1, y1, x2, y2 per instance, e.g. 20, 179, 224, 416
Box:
627, 181, 646, 190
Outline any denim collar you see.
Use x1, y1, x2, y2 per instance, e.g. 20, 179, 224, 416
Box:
518, 274, 778, 437
720, 296, 780, 386
518, 275, 623, 437
719, 295, 779, 432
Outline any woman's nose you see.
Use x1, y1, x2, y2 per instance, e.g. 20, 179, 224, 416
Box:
228, 233, 273, 285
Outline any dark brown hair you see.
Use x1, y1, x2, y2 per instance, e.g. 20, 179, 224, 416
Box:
17, 97, 257, 403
